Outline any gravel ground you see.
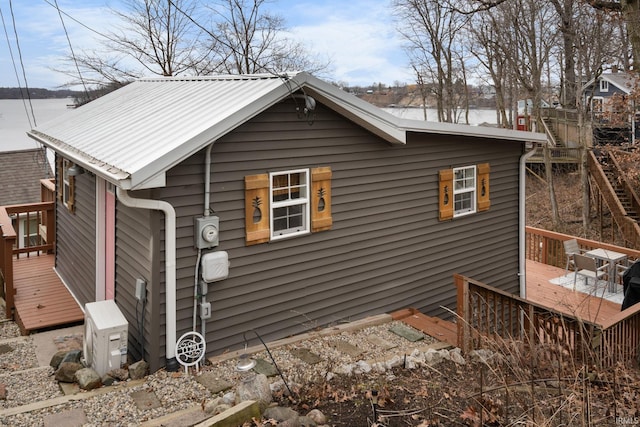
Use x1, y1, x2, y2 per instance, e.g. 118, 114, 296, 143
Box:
0, 307, 436, 426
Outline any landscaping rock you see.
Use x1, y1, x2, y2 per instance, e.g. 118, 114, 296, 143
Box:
128, 360, 149, 380
106, 368, 129, 382
49, 350, 67, 369
236, 373, 272, 410
61, 349, 83, 364
75, 368, 101, 391
55, 362, 83, 383
263, 406, 300, 427
299, 416, 317, 427
306, 409, 326, 424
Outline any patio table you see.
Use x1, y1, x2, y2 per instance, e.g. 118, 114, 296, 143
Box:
585, 248, 627, 293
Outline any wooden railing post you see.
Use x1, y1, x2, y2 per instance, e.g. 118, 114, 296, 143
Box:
0, 220, 16, 319
455, 273, 470, 352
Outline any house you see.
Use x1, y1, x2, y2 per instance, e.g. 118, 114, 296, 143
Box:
27, 72, 547, 372
0, 148, 52, 248
582, 71, 639, 143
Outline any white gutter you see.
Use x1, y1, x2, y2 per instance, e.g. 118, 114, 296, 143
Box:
519, 142, 541, 298
116, 187, 178, 370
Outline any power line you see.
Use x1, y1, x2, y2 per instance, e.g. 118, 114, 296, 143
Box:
0, 5, 33, 128
7, 0, 38, 127
53, 0, 90, 99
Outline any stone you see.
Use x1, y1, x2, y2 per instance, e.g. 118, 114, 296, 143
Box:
75, 368, 102, 390
449, 348, 466, 365
61, 349, 83, 364
307, 409, 327, 424
195, 371, 233, 394
299, 416, 317, 427
42, 408, 87, 427
128, 360, 149, 380
49, 350, 68, 369
0, 383, 7, 400
253, 357, 278, 377
55, 362, 83, 383
331, 340, 362, 357
388, 324, 425, 342
263, 406, 301, 427
106, 368, 129, 381
366, 335, 397, 350
0, 344, 12, 355
130, 390, 162, 410
236, 373, 272, 410
101, 374, 115, 386
290, 348, 322, 364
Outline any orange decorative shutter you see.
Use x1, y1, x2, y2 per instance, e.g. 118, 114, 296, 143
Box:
245, 174, 270, 245
311, 167, 332, 232
477, 163, 490, 212
439, 169, 454, 221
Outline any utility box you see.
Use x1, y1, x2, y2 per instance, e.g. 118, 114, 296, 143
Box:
83, 300, 128, 376
201, 251, 229, 282
195, 216, 219, 249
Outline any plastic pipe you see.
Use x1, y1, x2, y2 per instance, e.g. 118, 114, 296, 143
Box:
519, 142, 540, 299
116, 187, 178, 370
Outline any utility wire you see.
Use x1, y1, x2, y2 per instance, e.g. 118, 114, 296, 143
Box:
8, 0, 37, 127
1, 3, 35, 128
53, 0, 90, 99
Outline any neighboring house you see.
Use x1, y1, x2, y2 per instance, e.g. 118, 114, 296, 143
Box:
28, 72, 547, 372
582, 71, 639, 143
0, 148, 51, 248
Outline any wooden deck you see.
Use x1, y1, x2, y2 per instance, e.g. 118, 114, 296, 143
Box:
12, 254, 83, 334
392, 260, 623, 349
525, 259, 621, 324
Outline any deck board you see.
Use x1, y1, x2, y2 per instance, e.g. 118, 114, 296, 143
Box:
12, 254, 83, 334
525, 260, 621, 325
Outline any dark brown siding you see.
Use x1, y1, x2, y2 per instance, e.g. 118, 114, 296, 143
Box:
138, 99, 525, 362
55, 156, 96, 307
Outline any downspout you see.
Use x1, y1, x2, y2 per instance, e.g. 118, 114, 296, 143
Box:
116, 187, 178, 371
519, 142, 540, 299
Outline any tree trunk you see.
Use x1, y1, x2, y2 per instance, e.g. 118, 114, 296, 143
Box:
544, 146, 561, 228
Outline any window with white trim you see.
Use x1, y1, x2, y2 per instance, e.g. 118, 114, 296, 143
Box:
270, 169, 310, 239
453, 165, 476, 216
600, 79, 609, 92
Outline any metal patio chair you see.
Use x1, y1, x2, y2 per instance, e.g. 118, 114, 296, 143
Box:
573, 253, 609, 291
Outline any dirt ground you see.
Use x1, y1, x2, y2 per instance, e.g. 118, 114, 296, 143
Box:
256, 168, 640, 426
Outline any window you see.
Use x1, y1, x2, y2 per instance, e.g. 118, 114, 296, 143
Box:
439, 163, 490, 221
244, 167, 332, 245
600, 79, 609, 92
453, 166, 476, 216
57, 158, 76, 213
270, 169, 310, 239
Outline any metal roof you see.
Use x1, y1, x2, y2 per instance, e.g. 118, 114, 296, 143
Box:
28, 72, 546, 190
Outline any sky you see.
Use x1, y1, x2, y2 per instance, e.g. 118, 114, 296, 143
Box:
0, 0, 415, 90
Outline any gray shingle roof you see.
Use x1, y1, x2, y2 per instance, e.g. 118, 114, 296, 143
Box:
0, 148, 52, 205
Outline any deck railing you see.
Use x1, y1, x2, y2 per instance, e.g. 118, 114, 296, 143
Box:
0, 181, 55, 318
456, 227, 640, 367
456, 273, 640, 368
525, 226, 640, 268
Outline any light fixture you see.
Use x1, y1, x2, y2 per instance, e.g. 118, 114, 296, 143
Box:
67, 164, 84, 176
238, 329, 295, 398
236, 353, 256, 372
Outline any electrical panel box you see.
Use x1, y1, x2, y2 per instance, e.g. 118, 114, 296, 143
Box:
83, 300, 128, 376
195, 216, 219, 249
201, 251, 229, 282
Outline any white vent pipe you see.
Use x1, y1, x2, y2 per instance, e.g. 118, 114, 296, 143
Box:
116, 187, 178, 370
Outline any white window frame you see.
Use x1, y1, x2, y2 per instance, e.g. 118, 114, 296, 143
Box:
600, 79, 609, 92
269, 169, 310, 240
62, 158, 72, 209
453, 165, 476, 217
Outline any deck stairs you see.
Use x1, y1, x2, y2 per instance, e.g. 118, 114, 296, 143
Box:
588, 149, 640, 249
527, 117, 579, 164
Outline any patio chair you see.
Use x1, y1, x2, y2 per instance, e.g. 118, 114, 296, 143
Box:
573, 253, 609, 291
563, 239, 584, 273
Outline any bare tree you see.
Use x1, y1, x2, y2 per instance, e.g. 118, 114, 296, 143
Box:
394, 0, 471, 123
586, 0, 640, 71
203, 0, 329, 75
59, 0, 213, 87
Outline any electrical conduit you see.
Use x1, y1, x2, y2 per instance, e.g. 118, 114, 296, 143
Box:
116, 187, 179, 370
